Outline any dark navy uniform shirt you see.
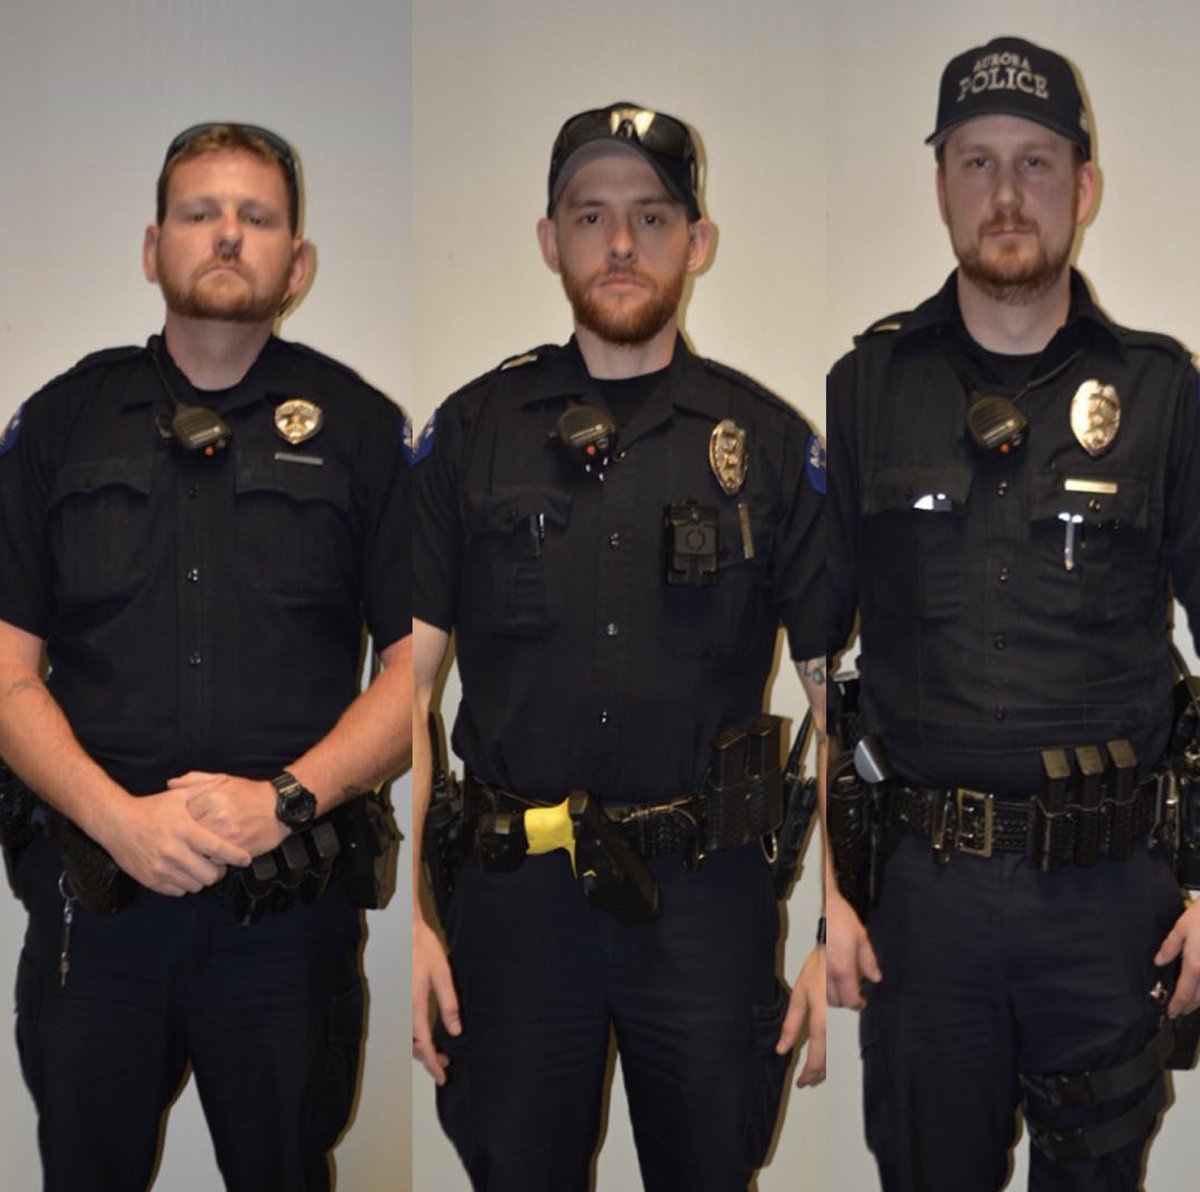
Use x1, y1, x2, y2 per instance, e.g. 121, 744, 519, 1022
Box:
829, 271, 1200, 795
414, 336, 823, 805
0, 336, 411, 795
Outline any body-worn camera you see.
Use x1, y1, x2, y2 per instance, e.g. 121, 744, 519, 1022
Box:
663, 498, 719, 586
555, 404, 617, 476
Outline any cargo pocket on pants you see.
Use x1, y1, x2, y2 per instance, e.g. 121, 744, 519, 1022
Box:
315, 983, 365, 1152
746, 979, 792, 1171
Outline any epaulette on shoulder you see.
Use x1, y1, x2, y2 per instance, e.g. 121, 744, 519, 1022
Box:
54, 345, 144, 383
855, 312, 910, 343
1114, 325, 1191, 362
286, 340, 369, 385
697, 357, 794, 415
498, 344, 560, 372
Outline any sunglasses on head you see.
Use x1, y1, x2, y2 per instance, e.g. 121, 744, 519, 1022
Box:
551, 105, 697, 189
161, 123, 300, 225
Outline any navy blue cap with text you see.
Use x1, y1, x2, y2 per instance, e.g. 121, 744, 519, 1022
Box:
926, 36, 1091, 160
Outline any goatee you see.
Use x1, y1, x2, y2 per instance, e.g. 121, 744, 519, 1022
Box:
561, 268, 684, 346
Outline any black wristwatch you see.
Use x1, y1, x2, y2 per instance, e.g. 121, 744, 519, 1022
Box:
270, 771, 317, 832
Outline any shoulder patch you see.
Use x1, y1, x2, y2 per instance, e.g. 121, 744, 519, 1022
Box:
0, 402, 26, 457
409, 408, 438, 465
806, 431, 826, 495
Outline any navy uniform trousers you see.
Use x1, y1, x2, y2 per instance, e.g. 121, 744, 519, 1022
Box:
861, 835, 1182, 1192
13, 834, 364, 1192
434, 844, 792, 1192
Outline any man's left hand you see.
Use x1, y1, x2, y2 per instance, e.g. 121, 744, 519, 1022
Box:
778, 944, 826, 1088
1155, 896, 1200, 1018
169, 771, 290, 860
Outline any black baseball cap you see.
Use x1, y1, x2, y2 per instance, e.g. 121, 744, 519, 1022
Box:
547, 102, 702, 220
926, 36, 1091, 160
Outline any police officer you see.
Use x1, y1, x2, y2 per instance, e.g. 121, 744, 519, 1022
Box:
411, 102, 826, 1190
0, 123, 412, 1190
827, 36, 1200, 1191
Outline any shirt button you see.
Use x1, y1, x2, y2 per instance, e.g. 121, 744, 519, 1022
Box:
187, 485, 200, 499
996, 481, 1009, 497
186, 568, 200, 583
188, 652, 202, 667
1088, 498, 1102, 513
998, 566, 1011, 583
994, 705, 1007, 721
608, 532, 621, 548
994, 635, 1006, 651
599, 710, 609, 725
605, 622, 619, 637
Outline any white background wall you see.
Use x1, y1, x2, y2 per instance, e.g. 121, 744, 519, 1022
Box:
0, 2, 412, 1189
410, 1, 826, 1189
827, 2, 1200, 1189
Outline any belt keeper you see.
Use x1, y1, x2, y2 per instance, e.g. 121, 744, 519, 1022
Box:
930, 791, 952, 864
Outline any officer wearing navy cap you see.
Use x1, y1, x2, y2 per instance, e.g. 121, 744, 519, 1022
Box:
828, 36, 1200, 1191
412, 102, 826, 1190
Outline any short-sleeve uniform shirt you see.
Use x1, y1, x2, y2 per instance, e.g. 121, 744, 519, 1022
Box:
414, 336, 823, 804
0, 336, 411, 794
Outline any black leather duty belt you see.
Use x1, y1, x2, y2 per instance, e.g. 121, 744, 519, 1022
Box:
890, 776, 1161, 867
464, 772, 782, 863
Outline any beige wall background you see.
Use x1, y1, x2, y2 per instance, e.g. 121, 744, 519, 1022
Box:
0, 2, 412, 1189
827, 2, 1200, 1188
411, 0, 826, 1188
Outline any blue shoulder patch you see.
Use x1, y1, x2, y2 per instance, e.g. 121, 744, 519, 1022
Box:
806, 432, 826, 495
0, 403, 25, 458
408, 408, 438, 466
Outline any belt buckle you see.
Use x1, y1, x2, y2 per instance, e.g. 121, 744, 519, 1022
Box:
954, 788, 995, 857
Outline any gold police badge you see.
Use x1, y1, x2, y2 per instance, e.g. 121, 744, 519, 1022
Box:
273, 398, 324, 446
1070, 380, 1120, 458
709, 419, 749, 495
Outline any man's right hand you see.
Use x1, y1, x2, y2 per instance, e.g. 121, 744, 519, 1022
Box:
414, 915, 462, 1085
826, 885, 882, 1010
95, 789, 253, 896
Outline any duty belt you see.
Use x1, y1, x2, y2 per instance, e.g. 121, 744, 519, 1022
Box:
465, 773, 781, 863
890, 775, 1160, 866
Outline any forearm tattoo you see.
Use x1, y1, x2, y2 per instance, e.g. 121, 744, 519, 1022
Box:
801, 658, 826, 686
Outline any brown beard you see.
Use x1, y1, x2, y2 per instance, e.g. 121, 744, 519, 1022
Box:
560, 265, 685, 346
954, 213, 1074, 305
157, 252, 291, 324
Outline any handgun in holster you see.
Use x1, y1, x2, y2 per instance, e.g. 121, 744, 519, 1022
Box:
769, 713, 817, 900
477, 791, 662, 927
826, 674, 892, 918
1168, 672, 1200, 887
422, 711, 467, 924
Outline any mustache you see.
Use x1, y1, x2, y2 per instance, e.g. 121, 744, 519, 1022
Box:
979, 213, 1039, 235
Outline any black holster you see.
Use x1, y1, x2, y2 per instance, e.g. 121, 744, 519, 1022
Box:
828, 751, 877, 919
568, 791, 661, 926
0, 761, 36, 898
422, 712, 467, 924
334, 790, 401, 910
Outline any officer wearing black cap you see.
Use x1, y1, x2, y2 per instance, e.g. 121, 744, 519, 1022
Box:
828, 35, 1200, 1191
0, 123, 412, 1189
412, 102, 826, 1190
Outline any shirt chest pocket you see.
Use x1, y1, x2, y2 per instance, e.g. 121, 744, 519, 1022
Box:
48, 457, 154, 606
235, 459, 355, 598
860, 462, 973, 619
461, 486, 572, 638
1029, 474, 1156, 625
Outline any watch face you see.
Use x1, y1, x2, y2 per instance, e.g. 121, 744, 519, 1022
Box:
273, 774, 316, 829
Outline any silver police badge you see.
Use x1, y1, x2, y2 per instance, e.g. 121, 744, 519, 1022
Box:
709, 419, 749, 495
273, 398, 324, 446
1070, 380, 1121, 458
